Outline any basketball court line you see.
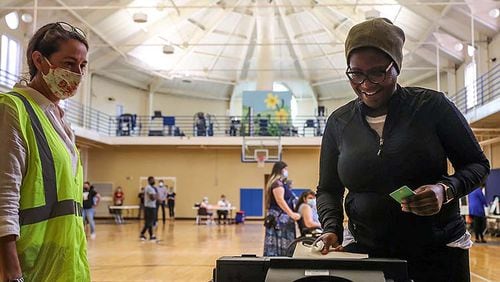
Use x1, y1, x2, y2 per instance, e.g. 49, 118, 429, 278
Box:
471, 271, 492, 282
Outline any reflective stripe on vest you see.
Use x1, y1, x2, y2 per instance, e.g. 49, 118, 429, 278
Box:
6, 92, 82, 225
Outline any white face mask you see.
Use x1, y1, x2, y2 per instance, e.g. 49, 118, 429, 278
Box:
282, 169, 289, 178
42, 57, 83, 100
307, 198, 316, 207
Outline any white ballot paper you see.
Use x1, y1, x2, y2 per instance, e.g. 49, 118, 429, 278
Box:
293, 242, 369, 259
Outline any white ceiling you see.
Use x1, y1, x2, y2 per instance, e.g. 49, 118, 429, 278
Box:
1, 0, 499, 101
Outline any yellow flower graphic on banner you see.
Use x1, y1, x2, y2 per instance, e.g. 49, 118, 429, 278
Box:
275, 108, 289, 123
265, 93, 279, 109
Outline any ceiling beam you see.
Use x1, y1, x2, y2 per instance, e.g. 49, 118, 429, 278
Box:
90, 0, 209, 70
397, 0, 471, 42
207, 12, 245, 76
276, 0, 307, 80
212, 29, 247, 39
168, 0, 245, 77
193, 50, 240, 61
54, 0, 127, 60
238, 18, 257, 81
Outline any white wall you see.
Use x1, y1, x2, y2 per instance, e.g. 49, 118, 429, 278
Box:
154, 93, 229, 116
90, 75, 148, 116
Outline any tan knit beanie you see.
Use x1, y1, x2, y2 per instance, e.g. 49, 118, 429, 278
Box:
345, 18, 405, 74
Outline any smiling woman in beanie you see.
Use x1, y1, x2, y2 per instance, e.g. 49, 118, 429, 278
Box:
315, 18, 489, 281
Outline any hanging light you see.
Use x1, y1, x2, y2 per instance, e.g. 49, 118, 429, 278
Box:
162, 45, 174, 54
133, 12, 148, 23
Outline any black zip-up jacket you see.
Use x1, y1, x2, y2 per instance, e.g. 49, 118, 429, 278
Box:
317, 85, 490, 257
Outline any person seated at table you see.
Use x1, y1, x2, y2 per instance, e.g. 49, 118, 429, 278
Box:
200, 196, 214, 224
113, 186, 125, 224
217, 194, 231, 224
296, 190, 322, 236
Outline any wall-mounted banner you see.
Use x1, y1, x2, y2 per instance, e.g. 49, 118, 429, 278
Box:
242, 91, 292, 136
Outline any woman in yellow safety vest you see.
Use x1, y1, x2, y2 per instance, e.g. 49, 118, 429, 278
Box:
0, 22, 90, 282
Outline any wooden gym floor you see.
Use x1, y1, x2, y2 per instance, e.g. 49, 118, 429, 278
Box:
87, 219, 500, 282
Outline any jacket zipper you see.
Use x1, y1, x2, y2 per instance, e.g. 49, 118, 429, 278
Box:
377, 137, 384, 156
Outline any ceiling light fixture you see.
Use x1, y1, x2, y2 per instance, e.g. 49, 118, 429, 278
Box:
5, 11, 19, 30
133, 12, 148, 23
454, 43, 464, 52
489, 8, 499, 18
21, 13, 33, 23
467, 44, 476, 57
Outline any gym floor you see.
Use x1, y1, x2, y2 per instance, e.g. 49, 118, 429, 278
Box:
86, 219, 500, 282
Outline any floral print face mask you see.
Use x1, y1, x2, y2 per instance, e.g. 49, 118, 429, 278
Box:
42, 57, 83, 100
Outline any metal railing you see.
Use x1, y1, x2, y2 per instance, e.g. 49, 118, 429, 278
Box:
450, 63, 500, 114
46, 63, 500, 137
61, 99, 327, 137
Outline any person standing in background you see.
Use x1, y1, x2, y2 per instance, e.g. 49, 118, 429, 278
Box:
0, 22, 91, 281
469, 186, 488, 243
156, 180, 168, 224
167, 186, 176, 219
83, 181, 100, 239
140, 176, 157, 241
263, 161, 301, 256
137, 187, 145, 219
113, 186, 125, 224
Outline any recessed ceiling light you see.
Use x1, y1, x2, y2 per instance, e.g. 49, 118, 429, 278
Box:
454, 43, 464, 52
5, 11, 19, 30
489, 8, 499, 19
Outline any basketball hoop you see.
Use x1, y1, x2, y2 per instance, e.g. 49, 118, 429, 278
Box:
257, 155, 267, 168
255, 149, 268, 168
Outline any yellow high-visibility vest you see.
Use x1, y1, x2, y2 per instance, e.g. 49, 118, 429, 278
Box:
0, 89, 90, 282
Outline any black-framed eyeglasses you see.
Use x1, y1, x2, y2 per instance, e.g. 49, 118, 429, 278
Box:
55, 22, 87, 39
346, 61, 394, 85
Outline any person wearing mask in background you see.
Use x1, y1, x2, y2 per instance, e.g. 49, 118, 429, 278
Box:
263, 161, 301, 256
316, 18, 489, 282
167, 186, 176, 220
0, 22, 91, 281
83, 181, 100, 238
296, 190, 322, 236
217, 194, 231, 224
137, 186, 145, 220
156, 180, 168, 224
469, 185, 488, 243
200, 196, 215, 224
113, 186, 125, 224
140, 176, 157, 241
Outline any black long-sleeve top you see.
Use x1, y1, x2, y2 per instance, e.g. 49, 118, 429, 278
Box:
317, 85, 490, 256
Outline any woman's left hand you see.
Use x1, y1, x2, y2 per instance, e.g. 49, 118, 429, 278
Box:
401, 184, 444, 216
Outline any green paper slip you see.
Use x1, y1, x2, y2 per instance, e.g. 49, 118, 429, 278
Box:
390, 185, 415, 204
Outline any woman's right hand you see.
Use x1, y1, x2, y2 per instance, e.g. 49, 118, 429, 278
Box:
314, 232, 343, 255
290, 212, 301, 221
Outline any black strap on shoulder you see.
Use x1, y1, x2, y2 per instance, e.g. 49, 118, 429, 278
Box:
5, 91, 81, 225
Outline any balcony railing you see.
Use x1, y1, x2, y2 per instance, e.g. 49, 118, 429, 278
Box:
62, 100, 327, 137
450, 63, 500, 114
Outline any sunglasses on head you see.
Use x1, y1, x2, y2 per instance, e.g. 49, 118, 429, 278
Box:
54, 22, 87, 39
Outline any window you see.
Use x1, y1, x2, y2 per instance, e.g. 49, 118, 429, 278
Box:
0, 34, 21, 87
465, 61, 477, 109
